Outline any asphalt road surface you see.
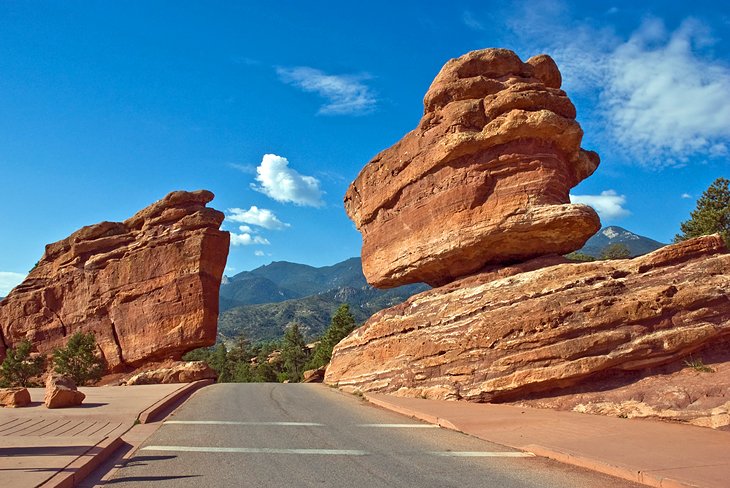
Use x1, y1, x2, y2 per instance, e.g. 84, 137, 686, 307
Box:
105, 383, 639, 487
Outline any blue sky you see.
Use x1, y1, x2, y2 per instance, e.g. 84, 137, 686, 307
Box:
1, 1, 729, 294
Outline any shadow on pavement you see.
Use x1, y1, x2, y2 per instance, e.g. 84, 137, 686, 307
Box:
102, 474, 200, 484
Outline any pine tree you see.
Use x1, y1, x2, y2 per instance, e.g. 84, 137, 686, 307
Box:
208, 343, 232, 383
53, 332, 105, 385
306, 304, 356, 371
0, 340, 45, 387
600, 243, 631, 260
675, 177, 730, 246
280, 322, 308, 382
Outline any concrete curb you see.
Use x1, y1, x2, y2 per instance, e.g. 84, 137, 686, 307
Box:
523, 444, 701, 488
38, 435, 125, 488
362, 393, 703, 488
39, 380, 214, 488
137, 379, 214, 424
364, 393, 458, 430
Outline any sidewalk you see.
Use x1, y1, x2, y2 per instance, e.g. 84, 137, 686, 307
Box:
365, 393, 730, 488
0, 381, 212, 487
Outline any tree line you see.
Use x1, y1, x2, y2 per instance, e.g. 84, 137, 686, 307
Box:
183, 303, 356, 383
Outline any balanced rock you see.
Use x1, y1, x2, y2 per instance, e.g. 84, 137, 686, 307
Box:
45, 374, 85, 408
125, 361, 217, 385
0, 387, 31, 408
346, 49, 600, 288
325, 236, 730, 401
0, 190, 229, 372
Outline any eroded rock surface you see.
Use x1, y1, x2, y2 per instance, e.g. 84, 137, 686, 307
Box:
0, 190, 229, 372
44, 374, 85, 408
326, 236, 730, 402
124, 360, 216, 385
346, 48, 600, 288
0, 387, 31, 408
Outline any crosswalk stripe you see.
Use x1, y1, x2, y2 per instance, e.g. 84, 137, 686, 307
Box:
164, 421, 323, 426
357, 423, 440, 428
141, 446, 368, 455
431, 451, 534, 457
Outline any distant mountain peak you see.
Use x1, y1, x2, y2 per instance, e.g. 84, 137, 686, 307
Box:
579, 226, 664, 258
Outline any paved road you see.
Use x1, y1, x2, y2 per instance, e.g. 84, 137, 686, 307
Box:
105, 384, 639, 487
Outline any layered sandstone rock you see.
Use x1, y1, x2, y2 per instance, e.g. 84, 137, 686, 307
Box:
0, 190, 229, 372
44, 374, 85, 408
325, 236, 730, 402
346, 49, 600, 288
0, 387, 31, 408
124, 361, 216, 385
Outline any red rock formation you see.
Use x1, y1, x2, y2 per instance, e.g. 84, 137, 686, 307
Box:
44, 374, 85, 408
325, 236, 730, 402
0, 190, 229, 372
346, 49, 600, 288
124, 361, 217, 385
0, 387, 31, 408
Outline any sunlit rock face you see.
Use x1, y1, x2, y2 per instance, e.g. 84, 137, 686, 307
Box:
326, 236, 730, 401
346, 49, 600, 288
0, 190, 229, 372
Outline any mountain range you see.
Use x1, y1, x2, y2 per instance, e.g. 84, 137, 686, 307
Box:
578, 226, 665, 258
218, 258, 428, 343
217, 227, 666, 343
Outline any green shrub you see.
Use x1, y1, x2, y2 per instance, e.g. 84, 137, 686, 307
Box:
52, 332, 105, 385
0, 340, 45, 387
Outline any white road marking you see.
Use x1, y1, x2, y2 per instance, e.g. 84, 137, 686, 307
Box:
164, 421, 323, 426
431, 451, 535, 457
357, 423, 440, 428
141, 446, 368, 455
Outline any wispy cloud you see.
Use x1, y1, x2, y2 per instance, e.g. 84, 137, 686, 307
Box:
226, 206, 290, 230
501, 1, 730, 167
604, 19, 730, 165
252, 154, 324, 207
570, 190, 630, 219
462, 11, 485, 31
228, 163, 257, 174
276, 66, 376, 115
0, 271, 25, 296
681, 193, 693, 199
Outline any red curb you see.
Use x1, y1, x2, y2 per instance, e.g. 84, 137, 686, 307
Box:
523, 444, 702, 488
137, 379, 214, 424
362, 392, 709, 488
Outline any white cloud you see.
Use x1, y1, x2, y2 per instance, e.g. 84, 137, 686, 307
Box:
570, 190, 630, 219
254, 250, 265, 257
0, 271, 25, 296
277, 66, 376, 115
502, 3, 730, 167
681, 193, 693, 199
603, 19, 730, 165
230, 226, 271, 247
252, 154, 324, 207
226, 206, 290, 230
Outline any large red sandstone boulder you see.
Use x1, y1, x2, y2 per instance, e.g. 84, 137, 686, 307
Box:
346, 48, 600, 288
0, 387, 31, 407
325, 236, 730, 402
124, 361, 217, 385
0, 190, 229, 372
44, 374, 85, 408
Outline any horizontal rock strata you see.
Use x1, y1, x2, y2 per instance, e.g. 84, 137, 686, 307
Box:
0, 190, 229, 372
325, 236, 730, 401
346, 49, 600, 288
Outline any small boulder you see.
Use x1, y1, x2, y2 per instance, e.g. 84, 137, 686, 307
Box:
0, 387, 31, 407
125, 361, 216, 385
302, 367, 326, 383
44, 374, 85, 408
